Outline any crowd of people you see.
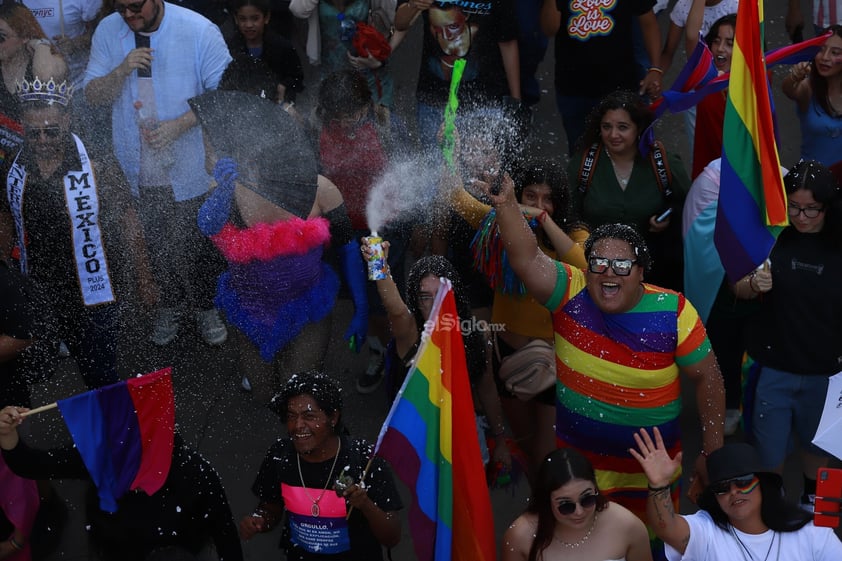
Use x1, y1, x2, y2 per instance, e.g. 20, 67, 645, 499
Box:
1, 0, 842, 559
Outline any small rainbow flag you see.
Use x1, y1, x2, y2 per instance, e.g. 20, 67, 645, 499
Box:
713, 0, 788, 283
375, 280, 494, 561
57, 368, 175, 512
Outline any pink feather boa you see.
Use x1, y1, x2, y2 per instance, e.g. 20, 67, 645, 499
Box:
211, 216, 331, 264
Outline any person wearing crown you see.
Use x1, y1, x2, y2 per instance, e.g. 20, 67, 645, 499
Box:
0, 2, 67, 170
0, 77, 152, 390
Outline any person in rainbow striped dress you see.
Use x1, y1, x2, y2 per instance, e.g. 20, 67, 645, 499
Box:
481, 171, 725, 561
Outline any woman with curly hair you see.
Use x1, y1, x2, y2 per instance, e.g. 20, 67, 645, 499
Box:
240, 371, 403, 559
567, 90, 690, 290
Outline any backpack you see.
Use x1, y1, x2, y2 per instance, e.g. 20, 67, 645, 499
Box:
577, 140, 674, 202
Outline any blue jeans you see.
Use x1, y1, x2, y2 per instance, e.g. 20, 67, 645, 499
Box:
751, 366, 831, 469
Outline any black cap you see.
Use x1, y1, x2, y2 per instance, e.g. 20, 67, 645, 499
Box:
706, 443, 777, 483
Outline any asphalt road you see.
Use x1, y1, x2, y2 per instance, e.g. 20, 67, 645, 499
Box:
19, 0, 829, 559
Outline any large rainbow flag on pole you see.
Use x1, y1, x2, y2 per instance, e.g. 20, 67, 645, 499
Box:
713, 0, 789, 283
375, 280, 495, 561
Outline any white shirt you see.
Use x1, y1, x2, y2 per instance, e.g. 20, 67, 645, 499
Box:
24, 0, 102, 86
813, 0, 842, 28
666, 510, 842, 561
84, 3, 231, 201
669, 0, 739, 35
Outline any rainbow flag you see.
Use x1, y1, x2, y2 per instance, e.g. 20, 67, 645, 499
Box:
57, 368, 175, 512
375, 280, 494, 561
713, 0, 789, 283
641, 32, 827, 154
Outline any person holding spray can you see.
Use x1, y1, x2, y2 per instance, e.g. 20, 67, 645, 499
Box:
360, 241, 512, 480
312, 69, 411, 396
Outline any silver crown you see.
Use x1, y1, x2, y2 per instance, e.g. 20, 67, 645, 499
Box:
16, 77, 74, 106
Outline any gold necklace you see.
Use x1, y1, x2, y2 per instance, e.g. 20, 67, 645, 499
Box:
296, 437, 341, 517
554, 512, 598, 548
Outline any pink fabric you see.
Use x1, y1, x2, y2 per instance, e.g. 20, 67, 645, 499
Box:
0, 454, 39, 561
281, 483, 347, 517
211, 217, 331, 264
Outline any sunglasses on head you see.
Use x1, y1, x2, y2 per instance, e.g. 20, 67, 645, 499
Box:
588, 256, 636, 276
114, 0, 149, 14
24, 126, 62, 139
710, 473, 758, 496
556, 492, 598, 515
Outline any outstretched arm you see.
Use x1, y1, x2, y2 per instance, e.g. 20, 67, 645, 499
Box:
361, 239, 417, 356
477, 173, 559, 305
683, 0, 706, 60
630, 427, 691, 554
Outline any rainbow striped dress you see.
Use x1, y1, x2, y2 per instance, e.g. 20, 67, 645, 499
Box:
545, 262, 710, 525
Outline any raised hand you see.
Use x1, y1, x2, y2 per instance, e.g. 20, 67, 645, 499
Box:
629, 427, 682, 487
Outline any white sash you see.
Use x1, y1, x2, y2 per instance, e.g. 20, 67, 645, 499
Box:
6, 154, 27, 273
7, 134, 115, 306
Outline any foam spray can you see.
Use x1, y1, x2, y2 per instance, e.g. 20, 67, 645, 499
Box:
363, 232, 388, 281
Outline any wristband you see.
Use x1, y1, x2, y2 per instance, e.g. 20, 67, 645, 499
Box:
647, 483, 671, 492
8, 537, 23, 551
648, 66, 664, 74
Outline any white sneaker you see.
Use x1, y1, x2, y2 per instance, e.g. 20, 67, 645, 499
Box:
151, 308, 180, 346
724, 409, 741, 436
197, 309, 228, 346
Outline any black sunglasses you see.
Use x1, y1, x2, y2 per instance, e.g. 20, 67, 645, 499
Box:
588, 256, 637, 276
115, 0, 149, 14
24, 126, 63, 139
710, 473, 758, 496
556, 492, 598, 515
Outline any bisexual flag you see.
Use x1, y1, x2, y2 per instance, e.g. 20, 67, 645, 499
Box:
57, 368, 175, 512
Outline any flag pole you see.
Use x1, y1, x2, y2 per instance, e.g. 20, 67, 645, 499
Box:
345, 456, 376, 520
20, 402, 58, 417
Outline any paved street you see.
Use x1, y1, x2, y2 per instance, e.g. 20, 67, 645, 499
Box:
18, 0, 835, 558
